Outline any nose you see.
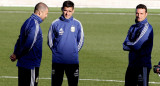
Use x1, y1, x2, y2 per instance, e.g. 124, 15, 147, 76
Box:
66, 11, 69, 15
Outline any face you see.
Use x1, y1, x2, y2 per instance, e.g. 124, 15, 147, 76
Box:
136, 8, 147, 22
39, 8, 48, 21
62, 7, 74, 19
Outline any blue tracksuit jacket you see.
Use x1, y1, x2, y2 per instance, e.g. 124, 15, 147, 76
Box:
123, 18, 153, 68
14, 14, 43, 69
48, 15, 84, 64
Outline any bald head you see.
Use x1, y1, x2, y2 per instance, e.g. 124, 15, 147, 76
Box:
34, 2, 48, 13
34, 2, 48, 21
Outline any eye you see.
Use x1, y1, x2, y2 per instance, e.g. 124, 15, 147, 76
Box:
63, 10, 67, 12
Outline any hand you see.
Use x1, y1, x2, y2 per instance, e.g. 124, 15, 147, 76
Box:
157, 65, 160, 74
10, 54, 17, 62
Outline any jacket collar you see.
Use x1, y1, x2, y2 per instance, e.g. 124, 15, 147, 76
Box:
135, 18, 148, 26
30, 14, 43, 24
59, 15, 73, 22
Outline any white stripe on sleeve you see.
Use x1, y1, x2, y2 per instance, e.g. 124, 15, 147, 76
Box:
132, 23, 149, 45
29, 20, 39, 50
48, 26, 53, 48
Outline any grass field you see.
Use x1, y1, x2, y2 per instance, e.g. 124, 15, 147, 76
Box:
1, 7, 160, 86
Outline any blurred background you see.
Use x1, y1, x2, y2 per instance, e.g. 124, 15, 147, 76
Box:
1, 0, 160, 8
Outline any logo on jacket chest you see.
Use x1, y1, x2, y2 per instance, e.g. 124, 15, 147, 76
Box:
59, 28, 64, 35
59, 26, 75, 35
71, 26, 75, 32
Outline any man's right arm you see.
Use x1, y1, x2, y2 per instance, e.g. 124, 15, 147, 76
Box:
124, 23, 152, 51
123, 28, 131, 51
48, 24, 55, 50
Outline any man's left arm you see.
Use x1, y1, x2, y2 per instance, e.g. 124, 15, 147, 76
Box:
17, 20, 38, 57
77, 22, 84, 52
126, 24, 152, 50
13, 20, 37, 59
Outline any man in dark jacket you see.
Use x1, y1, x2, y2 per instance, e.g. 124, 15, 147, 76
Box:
10, 2, 48, 86
123, 4, 153, 86
48, 1, 84, 86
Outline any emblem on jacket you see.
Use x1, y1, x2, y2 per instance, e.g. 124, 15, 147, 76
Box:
71, 26, 75, 32
59, 28, 64, 35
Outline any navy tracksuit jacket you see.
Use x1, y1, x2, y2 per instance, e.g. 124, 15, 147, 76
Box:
14, 14, 43, 69
123, 18, 153, 68
48, 15, 84, 64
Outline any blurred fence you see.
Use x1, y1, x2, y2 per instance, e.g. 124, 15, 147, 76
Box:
0, 0, 160, 8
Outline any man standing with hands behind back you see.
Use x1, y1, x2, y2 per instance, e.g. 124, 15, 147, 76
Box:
48, 0, 84, 86
10, 2, 48, 86
123, 4, 153, 86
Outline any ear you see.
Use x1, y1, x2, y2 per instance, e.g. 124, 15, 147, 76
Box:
39, 10, 42, 16
146, 12, 148, 16
35, 10, 41, 16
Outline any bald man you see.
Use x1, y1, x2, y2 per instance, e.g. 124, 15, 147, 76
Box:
10, 2, 48, 86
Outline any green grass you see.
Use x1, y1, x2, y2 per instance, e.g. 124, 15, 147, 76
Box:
1, 6, 160, 13
1, 7, 160, 86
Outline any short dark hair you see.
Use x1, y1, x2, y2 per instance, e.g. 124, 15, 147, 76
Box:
34, 2, 48, 13
136, 4, 147, 13
61, 0, 74, 10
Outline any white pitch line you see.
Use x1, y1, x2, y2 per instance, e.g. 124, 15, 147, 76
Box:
1, 76, 160, 84
0, 10, 130, 15
0, 10, 160, 15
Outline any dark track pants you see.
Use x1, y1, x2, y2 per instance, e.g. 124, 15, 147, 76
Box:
125, 67, 151, 86
51, 63, 79, 86
18, 67, 39, 86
